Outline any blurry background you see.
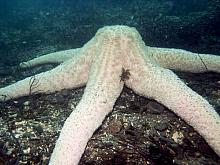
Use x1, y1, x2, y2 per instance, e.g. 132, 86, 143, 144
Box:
0, 0, 219, 68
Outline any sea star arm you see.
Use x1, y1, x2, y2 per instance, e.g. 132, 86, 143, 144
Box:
148, 47, 220, 73
0, 51, 92, 101
126, 66, 220, 156
49, 44, 124, 165
20, 48, 80, 68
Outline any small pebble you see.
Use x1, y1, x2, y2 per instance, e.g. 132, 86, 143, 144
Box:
155, 122, 168, 131
24, 101, 30, 106
146, 101, 165, 114
172, 131, 184, 144
55, 95, 65, 104
108, 119, 122, 134
23, 147, 31, 154
60, 89, 70, 97
33, 124, 44, 135
211, 90, 220, 97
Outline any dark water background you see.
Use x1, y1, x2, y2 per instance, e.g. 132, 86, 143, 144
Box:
0, 0, 220, 69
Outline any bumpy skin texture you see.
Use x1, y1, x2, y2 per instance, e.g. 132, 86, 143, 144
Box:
50, 33, 124, 164
149, 47, 220, 73
19, 48, 81, 68
0, 25, 220, 165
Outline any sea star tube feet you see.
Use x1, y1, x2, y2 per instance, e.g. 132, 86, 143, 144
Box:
0, 25, 220, 165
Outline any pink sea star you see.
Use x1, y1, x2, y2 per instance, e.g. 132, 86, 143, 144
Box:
0, 25, 220, 165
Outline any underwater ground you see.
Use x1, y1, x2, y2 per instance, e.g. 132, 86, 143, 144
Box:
0, 0, 220, 164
